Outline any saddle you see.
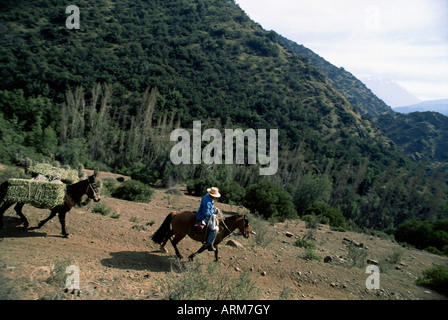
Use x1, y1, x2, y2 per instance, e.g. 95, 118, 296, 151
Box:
194, 219, 206, 232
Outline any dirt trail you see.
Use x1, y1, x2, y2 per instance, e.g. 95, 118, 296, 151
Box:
1, 182, 447, 300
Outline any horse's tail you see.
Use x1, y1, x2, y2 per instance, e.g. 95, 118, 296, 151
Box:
151, 212, 174, 244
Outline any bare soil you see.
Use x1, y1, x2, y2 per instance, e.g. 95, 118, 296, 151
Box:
1, 171, 447, 300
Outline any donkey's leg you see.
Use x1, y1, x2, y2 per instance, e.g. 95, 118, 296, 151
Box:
37, 208, 58, 229
13, 203, 28, 228
58, 210, 69, 238
0, 202, 14, 230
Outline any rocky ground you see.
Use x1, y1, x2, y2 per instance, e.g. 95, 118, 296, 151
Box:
1, 170, 447, 301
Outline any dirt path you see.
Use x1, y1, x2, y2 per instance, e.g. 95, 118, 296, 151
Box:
1, 185, 447, 300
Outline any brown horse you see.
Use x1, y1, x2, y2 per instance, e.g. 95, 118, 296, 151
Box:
0, 171, 101, 237
151, 210, 250, 261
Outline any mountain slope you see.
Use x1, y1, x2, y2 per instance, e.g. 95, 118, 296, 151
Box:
1, 0, 446, 230
277, 36, 448, 163
376, 112, 448, 162
0, 0, 400, 167
277, 36, 394, 119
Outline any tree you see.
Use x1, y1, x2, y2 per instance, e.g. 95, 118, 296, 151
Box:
294, 173, 332, 215
244, 180, 297, 220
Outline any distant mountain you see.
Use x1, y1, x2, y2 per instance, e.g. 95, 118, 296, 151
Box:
278, 36, 394, 119
361, 77, 421, 108
393, 99, 448, 116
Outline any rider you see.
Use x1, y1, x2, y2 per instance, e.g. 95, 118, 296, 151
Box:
196, 187, 221, 252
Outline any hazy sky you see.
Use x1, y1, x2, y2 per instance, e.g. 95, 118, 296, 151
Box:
235, 0, 448, 101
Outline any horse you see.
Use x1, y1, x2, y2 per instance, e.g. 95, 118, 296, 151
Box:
0, 171, 101, 237
151, 210, 250, 261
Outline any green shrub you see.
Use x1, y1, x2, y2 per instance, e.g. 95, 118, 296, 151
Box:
395, 219, 448, 254
294, 234, 315, 249
110, 213, 121, 219
416, 265, 448, 295
293, 173, 332, 214
246, 212, 275, 248
243, 180, 297, 221
91, 203, 111, 216
347, 243, 368, 268
130, 162, 159, 185
302, 214, 319, 229
305, 203, 347, 231
219, 181, 246, 205
302, 248, 321, 261
111, 180, 154, 203
163, 260, 261, 300
186, 176, 218, 196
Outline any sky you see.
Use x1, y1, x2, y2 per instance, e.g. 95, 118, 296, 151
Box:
235, 0, 448, 102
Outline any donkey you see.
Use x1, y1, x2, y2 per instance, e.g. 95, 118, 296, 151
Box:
0, 171, 101, 237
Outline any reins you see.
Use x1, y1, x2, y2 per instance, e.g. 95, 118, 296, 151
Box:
218, 209, 233, 233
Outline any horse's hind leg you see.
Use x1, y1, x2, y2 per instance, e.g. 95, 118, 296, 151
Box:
170, 234, 185, 259
14, 203, 29, 228
160, 230, 174, 253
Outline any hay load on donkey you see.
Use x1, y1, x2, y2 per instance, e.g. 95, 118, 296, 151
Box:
3, 179, 67, 208
0, 170, 101, 237
27, 163, 83, 184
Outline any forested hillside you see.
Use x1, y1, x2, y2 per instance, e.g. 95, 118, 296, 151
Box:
376, 112, 448, 162
278, 35, 448, 164
1, 0, 447, 236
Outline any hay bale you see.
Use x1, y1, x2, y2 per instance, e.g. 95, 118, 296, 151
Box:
4, 179, 67, 208
28, 163, 80, 184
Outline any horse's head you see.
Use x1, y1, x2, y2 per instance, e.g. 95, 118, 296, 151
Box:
87, 170, 101, 202
239, 214, 251, 238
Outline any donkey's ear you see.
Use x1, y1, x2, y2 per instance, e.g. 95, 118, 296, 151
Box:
93, 168, 99, 177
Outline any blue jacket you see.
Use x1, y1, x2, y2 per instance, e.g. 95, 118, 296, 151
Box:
196, 193, 216, 223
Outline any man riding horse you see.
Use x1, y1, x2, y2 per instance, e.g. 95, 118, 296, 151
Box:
195, 187, 221, 252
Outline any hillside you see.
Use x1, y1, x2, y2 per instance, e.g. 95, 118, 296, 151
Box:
1, 181, 447, 301
1, 1, 447, 235
277, 36, 448, 164
277, 36, 394, 119
376, 112, 448, 162
0, 0, 392, 154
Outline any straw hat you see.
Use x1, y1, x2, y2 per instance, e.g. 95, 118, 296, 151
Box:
207, 187, 221, 198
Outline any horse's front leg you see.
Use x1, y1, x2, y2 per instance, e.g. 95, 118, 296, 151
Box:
13, 203, 29, 228
214, 244, 219, 262
188, 244, 207, 261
